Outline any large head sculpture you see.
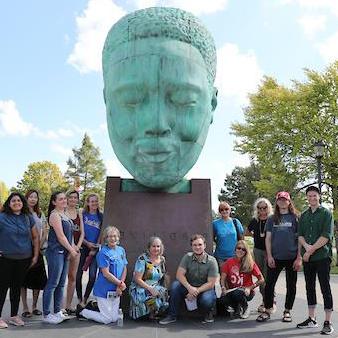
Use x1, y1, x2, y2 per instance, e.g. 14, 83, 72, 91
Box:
102, 7, 217, 190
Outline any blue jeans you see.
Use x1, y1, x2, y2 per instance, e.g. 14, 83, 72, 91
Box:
43, 249, 69, 315
168, 280, 216, 317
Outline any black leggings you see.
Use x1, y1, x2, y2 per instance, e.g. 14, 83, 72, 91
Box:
0, 256, 31, 316
76, 247, 98, 302
264, 258, 297, 310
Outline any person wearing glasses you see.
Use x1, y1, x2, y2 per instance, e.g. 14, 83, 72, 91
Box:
256, 191, 302, 323
245, 198, 273, 313
213, 202, 244, 269
220, 240, 264, 319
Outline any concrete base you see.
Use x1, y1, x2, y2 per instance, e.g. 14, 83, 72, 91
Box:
103, 177, 212, 283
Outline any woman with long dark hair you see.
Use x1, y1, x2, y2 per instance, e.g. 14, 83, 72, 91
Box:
0, 192, 39, 328
64, 190, 84, 315
256, 191, 302, 323
221, 240, 264, 319
76, 193, 103, 306
42, 192, 79, 324
21, 190, 48, 318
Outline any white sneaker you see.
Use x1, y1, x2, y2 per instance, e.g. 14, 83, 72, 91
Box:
43, 313, 63, 324
54, 311, 69, 321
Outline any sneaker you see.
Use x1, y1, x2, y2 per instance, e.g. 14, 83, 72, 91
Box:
159, 315, 177, 325
321, 321, 334, 335
55, 311, 70, 321
282, 310, 292, 323
297, 317, 318, 329
43, 313, 63, 324
240, 306, 250, 319
0, 319, 8, 329
8, 316, 24, 326
202, 311, 214, 323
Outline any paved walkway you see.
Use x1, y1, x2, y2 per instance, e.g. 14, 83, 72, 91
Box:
1, 272, 338, 338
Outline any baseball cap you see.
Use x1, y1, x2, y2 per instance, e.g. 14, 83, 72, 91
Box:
276, 191, 291, 201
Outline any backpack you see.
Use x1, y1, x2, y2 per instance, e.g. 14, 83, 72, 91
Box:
233, 218, 244, 241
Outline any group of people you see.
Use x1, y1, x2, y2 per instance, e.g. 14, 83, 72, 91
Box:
0, 185, 335, 335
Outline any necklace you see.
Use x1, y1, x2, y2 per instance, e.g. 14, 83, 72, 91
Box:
259, 220, 265, 238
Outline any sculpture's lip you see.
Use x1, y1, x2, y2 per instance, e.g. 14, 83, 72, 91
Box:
137, 150, 174, 164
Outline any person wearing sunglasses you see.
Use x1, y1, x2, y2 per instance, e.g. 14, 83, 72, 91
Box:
220, 240, 264, 319
256, 191, 302, 323
213, 202, 244, 269
245, 198, 273, 313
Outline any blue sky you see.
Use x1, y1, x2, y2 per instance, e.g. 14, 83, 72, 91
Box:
1, 0, 337, 208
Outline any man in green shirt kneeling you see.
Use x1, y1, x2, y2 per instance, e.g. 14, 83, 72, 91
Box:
159, 234, 218, 324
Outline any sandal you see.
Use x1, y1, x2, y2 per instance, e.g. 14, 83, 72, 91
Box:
257, 304, 265, 313
32, 309, 42, 316
256, 312, 270, 322
282, 310, 292, 322
22, 311, 32, 318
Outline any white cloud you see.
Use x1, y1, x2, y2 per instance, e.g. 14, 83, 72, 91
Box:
318, 31, 338, 63
105, 158, 130, 177
280, 0, 338, 17
134, 0, 229, 15
298, 14, 327, 39
215, 43, 263, 105
68, 0, 126, 73
50, 144, 73, 157
0, 100, 35, 137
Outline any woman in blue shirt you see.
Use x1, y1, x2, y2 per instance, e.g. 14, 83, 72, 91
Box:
0, 192, 39, 328
78, 226, 127, 324
213, 202, 244, 269
76, 193, 103, 307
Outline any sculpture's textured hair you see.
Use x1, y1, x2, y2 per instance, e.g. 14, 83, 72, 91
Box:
102, 7, 217, 85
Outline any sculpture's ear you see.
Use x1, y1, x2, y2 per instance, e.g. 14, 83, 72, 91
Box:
210, 87, 218, 124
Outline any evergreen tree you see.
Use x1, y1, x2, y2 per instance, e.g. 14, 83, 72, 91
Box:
218, 163, 261, 227
65, 133, 106, 202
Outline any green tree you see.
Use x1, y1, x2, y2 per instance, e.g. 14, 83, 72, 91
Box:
0, 180, 9, 204
232, 61, 338, 214
218, 163, 261, 227
65, 133, 106, 202
16, 161, 68, 213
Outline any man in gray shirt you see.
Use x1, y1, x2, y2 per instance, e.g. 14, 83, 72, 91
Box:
159, 234, 218, 324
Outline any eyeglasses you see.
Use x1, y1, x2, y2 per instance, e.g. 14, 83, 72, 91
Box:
220, 208, 230, 212
236, 247, 247, 252
258, 206, 267, 210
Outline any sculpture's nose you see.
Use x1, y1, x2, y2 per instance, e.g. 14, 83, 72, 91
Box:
142, 95, 172, 138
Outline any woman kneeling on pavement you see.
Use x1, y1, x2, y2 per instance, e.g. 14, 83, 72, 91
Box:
221, 240, 264, 319
78, 226, 127, 324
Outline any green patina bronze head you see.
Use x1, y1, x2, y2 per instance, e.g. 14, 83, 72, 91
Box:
102, 7, 217, 191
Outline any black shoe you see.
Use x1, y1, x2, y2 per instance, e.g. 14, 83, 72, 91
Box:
159, 315, 177, 325
65, 308, 76, 316
202, 311, 214, 323
75, 304, 86, 320
297, 317, 318, 329
321, 321, 334, 335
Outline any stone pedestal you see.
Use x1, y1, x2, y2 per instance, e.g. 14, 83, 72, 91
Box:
103, 177, 213, 282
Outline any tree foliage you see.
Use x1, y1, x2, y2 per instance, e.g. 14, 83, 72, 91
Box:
0, 180, 9, 205
218, 163, 261, 227
65, 133, 106, 202
16, 161, 68, 213
232, 61, 338, 215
